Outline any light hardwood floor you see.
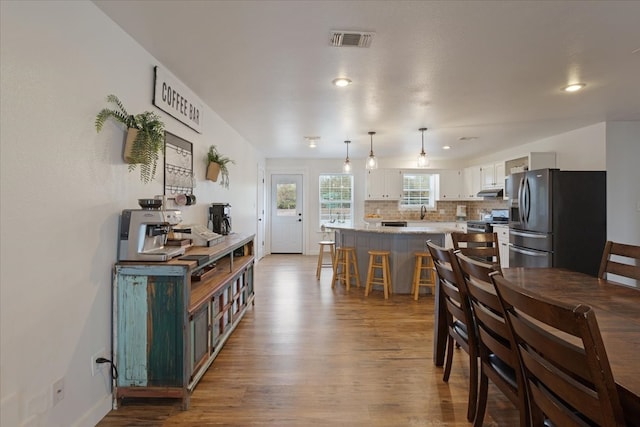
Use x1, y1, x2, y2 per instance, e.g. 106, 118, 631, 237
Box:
97, 255, 518, 426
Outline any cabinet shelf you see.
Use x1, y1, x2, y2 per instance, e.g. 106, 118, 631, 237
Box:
189, 254, 254, 313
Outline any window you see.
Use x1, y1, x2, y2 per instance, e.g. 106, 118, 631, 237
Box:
319, 174, 353, 226
401, 173, 436, 209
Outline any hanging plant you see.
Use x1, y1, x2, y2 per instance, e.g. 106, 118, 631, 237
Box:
95, 94, 166, 184
206, 145, 234, 188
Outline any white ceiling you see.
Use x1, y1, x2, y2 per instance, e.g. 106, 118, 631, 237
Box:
93, 0, 640, 163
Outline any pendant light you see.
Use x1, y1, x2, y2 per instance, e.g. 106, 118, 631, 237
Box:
366, 131, 378, 170
417, 127, 429, 167
343, 140, 352, 173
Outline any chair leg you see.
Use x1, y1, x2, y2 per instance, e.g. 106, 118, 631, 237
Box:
467, 350, 479, 422
473, 371, 489, 427
443, 335, 454, 382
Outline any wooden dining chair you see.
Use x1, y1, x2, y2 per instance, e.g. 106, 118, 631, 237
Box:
451, 232, 501, 266
598, 240, 640, 282
491, 274, 626, 427
456, 253, 529, 427
427, 241, 478, 422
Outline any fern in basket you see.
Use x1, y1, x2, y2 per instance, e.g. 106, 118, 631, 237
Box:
95, 94, 166, 184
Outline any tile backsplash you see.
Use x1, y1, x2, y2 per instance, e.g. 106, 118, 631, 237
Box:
365, 199, 509, 222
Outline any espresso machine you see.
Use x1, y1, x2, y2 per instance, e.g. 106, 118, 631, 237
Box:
118, 208, 185, 261
209, 203, 231, 235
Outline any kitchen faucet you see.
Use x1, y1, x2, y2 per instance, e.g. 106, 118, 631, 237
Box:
420, 205, 427, 220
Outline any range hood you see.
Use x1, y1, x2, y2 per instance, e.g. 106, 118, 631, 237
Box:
477, 188, 504, 198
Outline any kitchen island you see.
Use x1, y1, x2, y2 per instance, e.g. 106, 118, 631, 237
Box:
326, 224, 456, 294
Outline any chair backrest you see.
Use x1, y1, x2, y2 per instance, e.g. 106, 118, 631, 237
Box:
451, 232, 501, 266
598, 240, 640, 281
426, 242, 475, 349
491, 274, 625, 427
456, 253, 529, 423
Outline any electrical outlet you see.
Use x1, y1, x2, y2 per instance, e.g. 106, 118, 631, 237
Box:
91, 348, 107, 376
52, 378, 64, 406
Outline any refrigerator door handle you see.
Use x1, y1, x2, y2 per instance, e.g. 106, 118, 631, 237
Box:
523, 178, 531, 224
517, 177, 526, 223
510, 230, 547, 239
509, 245, 548, 257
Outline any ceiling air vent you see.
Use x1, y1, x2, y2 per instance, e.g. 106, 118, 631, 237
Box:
330, 31, 374, 48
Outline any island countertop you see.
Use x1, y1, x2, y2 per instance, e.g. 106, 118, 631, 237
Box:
325, 223, 458, 234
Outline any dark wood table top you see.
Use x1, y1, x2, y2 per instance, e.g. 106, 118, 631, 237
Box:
432, 267, 640, 424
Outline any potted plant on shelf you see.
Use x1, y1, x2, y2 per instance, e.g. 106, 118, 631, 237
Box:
206, 145, 234, 188
95, 94, 166, 184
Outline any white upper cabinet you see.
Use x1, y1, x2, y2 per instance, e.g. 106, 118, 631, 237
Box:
437, 169, 463, 200
505, 152, 557, 174
365, 169, 403, 200
463, 166, 482, 199
480, 162, 505, 189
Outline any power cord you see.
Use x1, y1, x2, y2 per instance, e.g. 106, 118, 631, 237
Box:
96, 357, 119, 380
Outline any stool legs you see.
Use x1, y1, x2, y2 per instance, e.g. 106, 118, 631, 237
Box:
316, 242, 335, 279
332, 247, 360, 290
412, 253, 435, 300
365, 251, 392, 299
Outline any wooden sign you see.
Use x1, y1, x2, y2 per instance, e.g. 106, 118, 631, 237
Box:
153, 66, 203, 133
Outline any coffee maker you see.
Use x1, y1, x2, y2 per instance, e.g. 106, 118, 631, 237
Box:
118, 209, 185, 261
209, 203, 231, 235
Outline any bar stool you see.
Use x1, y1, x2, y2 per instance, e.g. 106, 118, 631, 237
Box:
332, 247, 361, 291
412, 251, 436, 300
365, 250, 392, 299
316, 241, 335, 279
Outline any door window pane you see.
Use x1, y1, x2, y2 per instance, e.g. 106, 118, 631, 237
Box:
276, 183, 297, 216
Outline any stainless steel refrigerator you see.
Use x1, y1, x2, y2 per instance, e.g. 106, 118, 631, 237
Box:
508, 168, 606, 276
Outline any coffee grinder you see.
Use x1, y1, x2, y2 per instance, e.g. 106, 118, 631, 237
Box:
209, 203, 231, 235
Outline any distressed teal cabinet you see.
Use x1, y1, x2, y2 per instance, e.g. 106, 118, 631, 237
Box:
113, 234, 255, 409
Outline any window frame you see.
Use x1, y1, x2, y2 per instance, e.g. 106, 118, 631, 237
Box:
318, 174, 354, 227
399, 172, 437, 210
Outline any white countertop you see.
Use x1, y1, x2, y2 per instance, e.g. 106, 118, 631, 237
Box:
326, 224, 457, 234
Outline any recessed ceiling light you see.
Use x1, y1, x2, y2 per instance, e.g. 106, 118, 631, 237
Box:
563, 83, 586, 92
332, 78, 352, 87
443, 145, 451, 150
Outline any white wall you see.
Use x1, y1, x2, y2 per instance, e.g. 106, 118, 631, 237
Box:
0, 2, 262, 426
606, 122, 640, 247
469, 122, 607, 170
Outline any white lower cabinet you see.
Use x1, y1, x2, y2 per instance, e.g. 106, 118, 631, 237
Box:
493, 225, 509, 269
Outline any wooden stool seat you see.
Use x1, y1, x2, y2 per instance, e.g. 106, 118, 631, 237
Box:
412, 251, 436, 300
332, 247, 361, 290
316, 241, 335, 279
365, 250, 392, 299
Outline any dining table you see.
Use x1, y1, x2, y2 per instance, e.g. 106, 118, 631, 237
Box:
432, 267, 640, 425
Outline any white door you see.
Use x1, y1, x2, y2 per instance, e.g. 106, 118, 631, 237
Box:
270, 174, 303, 253
256, 166, 266, 260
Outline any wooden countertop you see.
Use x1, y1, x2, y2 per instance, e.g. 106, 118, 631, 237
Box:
118, 233, 255, 270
